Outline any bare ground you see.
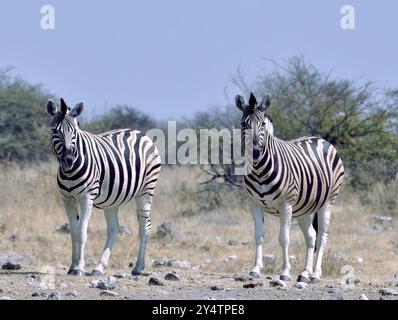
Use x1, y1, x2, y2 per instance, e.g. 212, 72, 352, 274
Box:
0, 165, 398, 300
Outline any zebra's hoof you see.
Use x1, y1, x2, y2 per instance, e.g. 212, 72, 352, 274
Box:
310, 277, 321, 284
90, 269, 104, 276
249, 271, 261, 279
297, 275, 310, 283
279, 275, 291, 282
131, 268, 143, 276
67, 269, 85, 276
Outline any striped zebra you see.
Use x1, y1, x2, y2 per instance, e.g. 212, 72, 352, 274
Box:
235, 92, 344, 283
47, 98, 161, 276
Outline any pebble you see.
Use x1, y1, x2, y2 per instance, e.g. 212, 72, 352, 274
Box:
243, 282, 263, 289
210, 285, 224, 291
66, 291, 79, 297
100, 290, 119, 297
227, 255, 238, 261
164, 272, 180, 281
89, 277, 117, 290
1, 262, 21, 270
294, 282, 308, 289
47, 292, 61, 300
359, 294, 369, 300
379, 288, 398, 296
228, 240, 238, 246
113, 272, 129, 279
149, 277, 164, 286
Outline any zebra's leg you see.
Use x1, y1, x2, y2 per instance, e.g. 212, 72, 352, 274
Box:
279, 202, 292, 281
249, 203, 264, 278
311, 202, 331, 283
63, 198, 80, 275
91, 208, 119, 276
71, 196, 94, 276
297, 214, 316, 283
132, 195, 152, 276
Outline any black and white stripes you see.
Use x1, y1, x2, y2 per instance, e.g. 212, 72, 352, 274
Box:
47, 98, 161, 276
236, 92, 344, 283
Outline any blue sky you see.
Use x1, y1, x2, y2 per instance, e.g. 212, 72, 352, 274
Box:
0, 0, 397, 120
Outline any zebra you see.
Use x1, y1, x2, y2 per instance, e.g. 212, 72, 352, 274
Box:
46, 98, 161, 276
235, 92, 344, 283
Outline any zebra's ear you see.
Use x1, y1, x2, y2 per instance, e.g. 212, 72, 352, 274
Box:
248, 92, 257, 108
69, 102, 84, 118
60, 98, 68, 116
47, 99, 57, 116
260, 94, 272, 110
235, 95, 245, 111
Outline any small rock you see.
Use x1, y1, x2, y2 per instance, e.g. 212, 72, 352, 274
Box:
227, 255, 238, 261
228, 240, 238, 246
149, 277, 164, 286
152, 258, 169, 267
26, 275, 40, 286
263, 254, 276, 265
354, 256, 363, 264
47, 292, 61, 300
234, 275, 253, 282
210, 285, 224, 291
269, 278, 286, 287
289, 255, 296, 261
118, 226, 132, 235
89, 277, 117, 290
113, 272, 128, 279
379, 288, 398, 296
100, 290, 119, 297
241, 241, 250, 246
243, 282, 263, 289
0, 252, 36, 268
0, 296, 13, 300
66, 291, 79, 297
31, 292, 40, 297
8, 234, 18, 242
1, 262, 21, 270
294, 282, 308, 289
359, 294, 369, 300
164, 272, 180, 281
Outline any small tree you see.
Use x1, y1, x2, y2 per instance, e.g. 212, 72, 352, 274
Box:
84, 104, 157, 134
201, 56, 398, 191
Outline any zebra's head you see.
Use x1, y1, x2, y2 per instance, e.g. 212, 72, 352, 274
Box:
235, 92, 273, 162
47, 98, 84, 171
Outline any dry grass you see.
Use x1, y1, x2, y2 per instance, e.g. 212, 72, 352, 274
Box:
0, 163, 397, 284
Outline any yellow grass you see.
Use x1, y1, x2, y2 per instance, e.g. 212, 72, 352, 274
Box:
0, 163, 397, 283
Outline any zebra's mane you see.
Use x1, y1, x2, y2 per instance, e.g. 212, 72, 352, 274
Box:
50, 111, 78, 130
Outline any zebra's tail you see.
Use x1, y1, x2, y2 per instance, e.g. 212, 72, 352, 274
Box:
312, 212, 318, 252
